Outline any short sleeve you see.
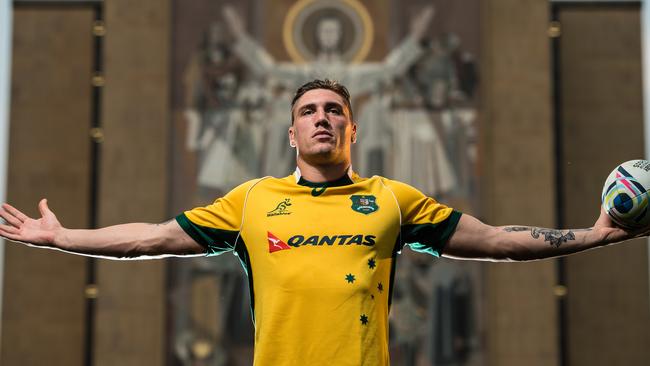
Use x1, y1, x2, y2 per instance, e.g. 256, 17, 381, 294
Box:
384, 179, 462, 257
175, 179, 257, 256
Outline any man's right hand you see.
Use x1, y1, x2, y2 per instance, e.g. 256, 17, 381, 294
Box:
0, 199, 61, 246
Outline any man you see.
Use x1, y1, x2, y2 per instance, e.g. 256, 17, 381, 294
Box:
0, 79, 644, 365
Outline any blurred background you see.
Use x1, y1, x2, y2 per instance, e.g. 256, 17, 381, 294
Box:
0, 0, 649, 365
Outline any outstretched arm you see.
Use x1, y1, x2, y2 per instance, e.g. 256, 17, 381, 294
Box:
0, 199, 205, 259
444, 208, 645, 261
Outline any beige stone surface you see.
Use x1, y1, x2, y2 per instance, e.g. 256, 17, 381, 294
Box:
2, 7, 93, 366
480, 0, 558, 365
92, 0, 170, 365
558, 6, 650, 366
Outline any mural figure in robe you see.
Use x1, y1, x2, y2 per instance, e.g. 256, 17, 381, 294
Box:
222, 4, 444, 180
184, 21, 265, 195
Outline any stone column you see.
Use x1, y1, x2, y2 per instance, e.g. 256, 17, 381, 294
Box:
480, 0, 558, 365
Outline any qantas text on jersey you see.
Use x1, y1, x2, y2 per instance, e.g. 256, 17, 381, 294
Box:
286, 234, 377, 247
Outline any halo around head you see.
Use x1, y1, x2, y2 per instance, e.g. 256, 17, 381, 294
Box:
283, 0, 374, 64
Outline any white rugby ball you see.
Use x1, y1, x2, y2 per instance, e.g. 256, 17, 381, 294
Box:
601, 159, 650, 229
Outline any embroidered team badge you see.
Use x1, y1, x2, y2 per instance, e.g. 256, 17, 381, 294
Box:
267, 231, 291, 253
350, 195, 379, 215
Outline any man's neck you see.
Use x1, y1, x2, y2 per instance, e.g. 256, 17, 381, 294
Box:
296, 160, 350, 183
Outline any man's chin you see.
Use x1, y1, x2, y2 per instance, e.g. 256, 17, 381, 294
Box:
300, 149, 341, 164
306, 143, 336, 155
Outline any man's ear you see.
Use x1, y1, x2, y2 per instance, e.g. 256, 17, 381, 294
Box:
351, 122, 357, 143
288, 126, 296, 147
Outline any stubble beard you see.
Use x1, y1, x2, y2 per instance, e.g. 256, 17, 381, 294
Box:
299, 142, 348, 166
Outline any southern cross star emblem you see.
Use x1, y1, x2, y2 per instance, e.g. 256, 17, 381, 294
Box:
360, 314, 369, 325
367, 258, 376, 269
345, 273, 356, 284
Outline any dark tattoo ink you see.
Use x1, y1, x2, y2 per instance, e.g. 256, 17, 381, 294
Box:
531, 228, 575, 248
503, 226, 530, 232
503, 226, 592, 248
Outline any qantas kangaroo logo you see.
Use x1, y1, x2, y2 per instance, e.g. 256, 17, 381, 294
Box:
267, 231, 291, 253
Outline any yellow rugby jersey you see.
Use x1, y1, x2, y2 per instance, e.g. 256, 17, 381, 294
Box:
176, 171, 461, 366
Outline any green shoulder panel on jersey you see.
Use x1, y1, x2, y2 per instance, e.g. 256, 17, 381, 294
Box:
380, 176, 462, 256
175, 213, 239, 256
176, 178, 265, 256
177, 214, 257, 322
233, 239, 256, 324
401, 210, 462, 257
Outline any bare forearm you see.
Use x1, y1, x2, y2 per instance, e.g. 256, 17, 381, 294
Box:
50, 222, 202, 259
1, 201, 204, 259
445, 214, 628, 261
53, 223, 159, 258
490, 226, 603, 261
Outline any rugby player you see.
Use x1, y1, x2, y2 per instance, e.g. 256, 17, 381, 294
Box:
0, 79, 645, 366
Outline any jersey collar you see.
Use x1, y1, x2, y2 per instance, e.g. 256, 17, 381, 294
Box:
294, 167, 355, 196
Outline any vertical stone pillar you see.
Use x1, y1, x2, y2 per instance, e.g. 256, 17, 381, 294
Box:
93, 0, 170, 365
557, 6, 650, 365
2, 7, 94, 366
480, 0, 558, 365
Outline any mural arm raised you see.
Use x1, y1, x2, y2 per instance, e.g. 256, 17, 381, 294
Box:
223, 6, 302, 85
383, 5, 434, 75
350, 6, 434, 94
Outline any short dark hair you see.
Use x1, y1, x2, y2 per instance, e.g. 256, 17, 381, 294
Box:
290, 79, 353, 123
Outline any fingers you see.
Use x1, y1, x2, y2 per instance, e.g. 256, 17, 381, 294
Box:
0, 208, 23, 227
0, 224, 21, 242
2, 203, 29, 222
0, 224, 18, 235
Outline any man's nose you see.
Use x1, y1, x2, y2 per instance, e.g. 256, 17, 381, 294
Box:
314, 108, 330, 127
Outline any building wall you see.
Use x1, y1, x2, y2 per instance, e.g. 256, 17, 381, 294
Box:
2, 7, 93, 365
557, 5, 650, 365
480, 1, 558, 365
93, 0, 169, 365
480, 1, 650, 365
2, 1, 170, 365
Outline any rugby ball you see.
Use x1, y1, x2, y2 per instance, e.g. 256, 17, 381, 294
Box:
602, 159, 650, 229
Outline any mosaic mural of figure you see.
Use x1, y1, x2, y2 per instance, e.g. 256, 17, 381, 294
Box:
183, 21, 264, 195
222, 4, 433, 179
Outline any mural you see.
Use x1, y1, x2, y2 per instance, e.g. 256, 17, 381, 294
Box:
170, 1, 482, 365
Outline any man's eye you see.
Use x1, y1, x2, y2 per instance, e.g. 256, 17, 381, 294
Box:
302, 109, 313, 115
328, 108, 342, 115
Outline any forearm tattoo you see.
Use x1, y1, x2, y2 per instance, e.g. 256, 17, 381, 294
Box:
503, 226, 592, 248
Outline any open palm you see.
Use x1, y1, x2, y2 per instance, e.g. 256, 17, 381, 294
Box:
0, 199, 62, 246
